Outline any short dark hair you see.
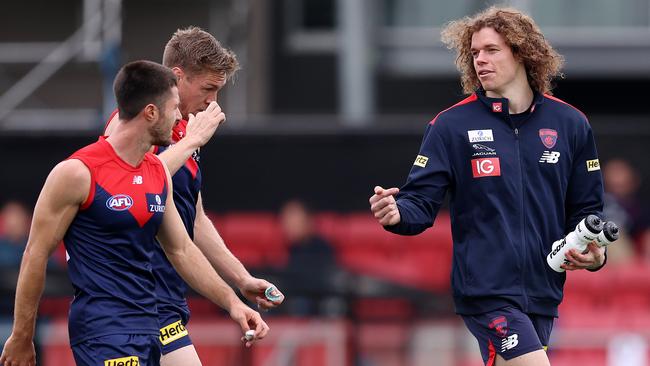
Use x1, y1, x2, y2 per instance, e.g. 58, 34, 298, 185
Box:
113, 60, 178, 120
162, 26, 239, 79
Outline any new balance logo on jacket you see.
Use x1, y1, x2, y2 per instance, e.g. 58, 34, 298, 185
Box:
539, 151, 561, 163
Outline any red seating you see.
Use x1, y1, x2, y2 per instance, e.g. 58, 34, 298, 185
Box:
353, 298, 414, 320
39, 297, 72, 317
204, 210, 454, 291
187, 297, 226, 318
549, 348, 607, 366
333, 212, 452, 291
216, 212, 287, 268
313, 211, 345, 244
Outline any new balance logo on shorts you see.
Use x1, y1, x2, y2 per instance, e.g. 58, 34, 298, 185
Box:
104, 356, 139, 366
159, 320, 188, 345
501, 334, 519, 352
539, 151, 560, 164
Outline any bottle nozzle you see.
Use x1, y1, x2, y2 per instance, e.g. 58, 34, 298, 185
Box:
603, 221, 620, 242
584, 214, 604, 234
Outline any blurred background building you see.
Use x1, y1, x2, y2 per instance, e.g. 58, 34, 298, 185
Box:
0, 0, 649, 365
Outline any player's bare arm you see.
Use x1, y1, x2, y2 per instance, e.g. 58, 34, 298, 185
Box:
155, 162, 269, 345
0, 160, 89, 366
369, 185, 401, 226
157, 101, 225, 174
193, 193, 283, 310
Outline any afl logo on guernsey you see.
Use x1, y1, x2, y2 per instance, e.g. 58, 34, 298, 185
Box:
106, 194, 133, 211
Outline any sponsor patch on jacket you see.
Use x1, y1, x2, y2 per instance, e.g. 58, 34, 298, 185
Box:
471, 158, 501, 178
104, 356, 139, 366
468, 129, 494, 142
586, 159, 600, 172
413, 155, 429, 168
471, 143, 497, 157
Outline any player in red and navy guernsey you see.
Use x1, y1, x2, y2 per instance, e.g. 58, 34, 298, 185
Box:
1, 60, 268, 366
105, 27, 283, 365
370, 8, 606, 366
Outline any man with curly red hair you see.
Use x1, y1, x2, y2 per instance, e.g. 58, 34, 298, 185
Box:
370, 7, 606, 366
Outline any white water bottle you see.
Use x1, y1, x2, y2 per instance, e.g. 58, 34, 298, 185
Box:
594, 221, 620, 247
547, 215, 603, 272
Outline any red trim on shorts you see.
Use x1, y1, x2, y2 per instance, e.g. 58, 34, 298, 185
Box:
487, 339, 496, 366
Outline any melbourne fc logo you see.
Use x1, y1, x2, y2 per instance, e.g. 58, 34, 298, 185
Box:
539, 129, 558, 149
106, 194, 133, 211
488, 316, 509, 338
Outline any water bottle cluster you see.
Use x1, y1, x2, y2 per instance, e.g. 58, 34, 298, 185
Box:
546, 215, 619, 273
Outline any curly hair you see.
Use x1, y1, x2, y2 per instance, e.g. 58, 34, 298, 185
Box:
163, 26, 240, 80
441, 7, 564, 95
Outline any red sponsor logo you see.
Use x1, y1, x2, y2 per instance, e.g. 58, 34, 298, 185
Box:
471, 158, 501, 178
492, 102, 502, 113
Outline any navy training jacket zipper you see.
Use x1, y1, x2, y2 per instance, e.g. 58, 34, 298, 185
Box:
514, 126, 529, 311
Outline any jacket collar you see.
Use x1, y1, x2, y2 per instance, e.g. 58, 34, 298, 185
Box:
474, 88, 544, 118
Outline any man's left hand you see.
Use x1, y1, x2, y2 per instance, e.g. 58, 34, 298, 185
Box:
239, 277, 284, 310
561, 242, 606, 271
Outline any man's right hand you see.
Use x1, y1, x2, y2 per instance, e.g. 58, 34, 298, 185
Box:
185, 101, 226, 148
0, 333, 36, 366
228, 300, 270, 348
369, 185, 401, 226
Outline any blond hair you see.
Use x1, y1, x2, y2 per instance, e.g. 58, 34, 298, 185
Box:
163, 26, 240, 79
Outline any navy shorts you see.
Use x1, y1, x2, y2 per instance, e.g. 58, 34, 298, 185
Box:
461, 306, 555, 365
71, 334, 161, 366
158, 302, 193, 355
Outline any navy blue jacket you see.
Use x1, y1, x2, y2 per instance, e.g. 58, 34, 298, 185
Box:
386, 90, 604, 317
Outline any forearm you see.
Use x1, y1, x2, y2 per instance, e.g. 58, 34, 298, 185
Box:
165, 239, 240, 311
194, 213, 250, 287
12, 249, 49, 339
157, 138, 199, 175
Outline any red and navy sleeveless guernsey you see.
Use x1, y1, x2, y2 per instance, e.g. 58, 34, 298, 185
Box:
102, 112, 201, 323
152, 120, 201, 317
64, 136, 168, 345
